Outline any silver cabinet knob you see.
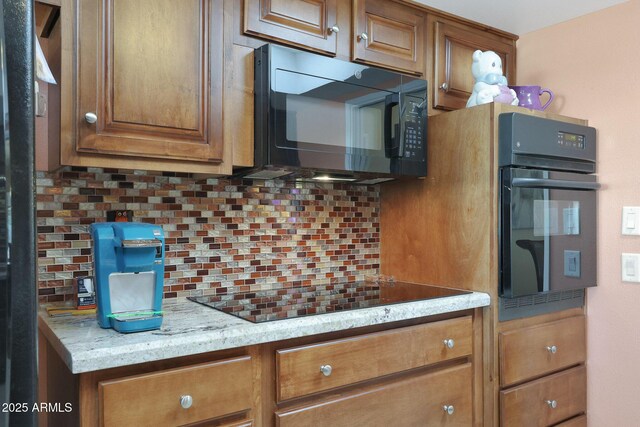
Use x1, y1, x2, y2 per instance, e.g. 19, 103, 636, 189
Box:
358, 32, 368, 41
546, 345, 558, 354
328, 25, 340, 34
320, 364, 333, 376
546, 399, 557, 409
439, 82, 449, 91
180, 395, 193, 409
84, 112, 98, 124
443, 405, 455, 415
443, 339, 455, 349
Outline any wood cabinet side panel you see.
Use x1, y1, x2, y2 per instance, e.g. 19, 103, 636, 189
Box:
380, 105, 496, 293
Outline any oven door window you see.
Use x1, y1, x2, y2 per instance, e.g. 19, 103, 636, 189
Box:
501, 168, 598, 298
273, 69, 398, 158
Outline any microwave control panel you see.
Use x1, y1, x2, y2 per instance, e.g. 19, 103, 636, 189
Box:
402, 97, 426, 160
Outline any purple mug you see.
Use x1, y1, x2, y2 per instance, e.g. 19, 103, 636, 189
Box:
509, 85, 554, 110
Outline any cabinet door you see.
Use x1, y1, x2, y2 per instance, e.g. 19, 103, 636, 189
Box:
243, 0, 339, 55
352, 0, 425, 75
76, 0, 223, 162
432, 18, 516, 111
276, 363, 472, 427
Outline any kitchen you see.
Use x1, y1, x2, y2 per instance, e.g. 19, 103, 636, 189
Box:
2, 0, 639, 426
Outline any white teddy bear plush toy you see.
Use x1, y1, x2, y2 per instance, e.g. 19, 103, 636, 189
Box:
466, 50, 519, 108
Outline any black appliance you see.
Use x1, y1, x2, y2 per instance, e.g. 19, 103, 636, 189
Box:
1, 1, 38, 426
243, 44, 427, 184
189, 282, 468, 323
499, 113, 599, 320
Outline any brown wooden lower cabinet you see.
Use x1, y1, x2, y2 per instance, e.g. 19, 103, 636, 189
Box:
99, 357, 253, 427
41, 311, 484, 426
498, 313, 588, 427
500, 365, 587, 427
276, 316, 472, 401
499, 316, 586, 388
276, 363, 472, 427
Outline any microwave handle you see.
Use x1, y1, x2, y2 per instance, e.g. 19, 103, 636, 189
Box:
384, 93, 400, 158
512, 177, 601, 191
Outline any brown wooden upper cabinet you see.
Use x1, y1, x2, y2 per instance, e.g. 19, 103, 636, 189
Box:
70, 0, 225, 167
431, 17, 516, 111
352, 0, 426, 75
243, 0, 340, 55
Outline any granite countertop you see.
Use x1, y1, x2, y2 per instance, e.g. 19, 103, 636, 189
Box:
39, 290, 490, 374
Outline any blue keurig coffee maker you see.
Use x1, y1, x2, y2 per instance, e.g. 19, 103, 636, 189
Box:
91, 223, 165, 333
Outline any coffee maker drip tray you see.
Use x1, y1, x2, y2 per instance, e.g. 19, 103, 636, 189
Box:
188, 281, 469, 323
109, 271, 158, 313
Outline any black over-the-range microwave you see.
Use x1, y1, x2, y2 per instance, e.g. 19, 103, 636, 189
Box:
239, 44, 427, 184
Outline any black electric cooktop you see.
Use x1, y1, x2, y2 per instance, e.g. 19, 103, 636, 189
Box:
187, 281, 470, 323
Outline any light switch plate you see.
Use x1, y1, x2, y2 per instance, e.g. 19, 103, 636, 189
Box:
622, 207, 640, 235
621, 253, 640, 282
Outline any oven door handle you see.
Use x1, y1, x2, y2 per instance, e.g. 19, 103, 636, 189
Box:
512, 177, 601, 191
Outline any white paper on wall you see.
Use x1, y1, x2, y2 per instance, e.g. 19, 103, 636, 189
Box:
35, 35, 56, 84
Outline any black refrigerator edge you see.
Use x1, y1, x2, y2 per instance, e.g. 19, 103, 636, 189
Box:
1, 0, 38, 426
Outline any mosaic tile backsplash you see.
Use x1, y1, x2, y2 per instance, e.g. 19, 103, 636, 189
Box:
36, 168, 380, 303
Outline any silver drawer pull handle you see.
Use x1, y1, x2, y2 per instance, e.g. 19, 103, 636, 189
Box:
443, 405, 455, 415
328, 25, 340, 33
546, 399, 557, 409
546, 345, 558, 354
358, 32, 368, 41
443, 339, 455, 349
180, 395, 193, 409
320, 364, 332, 376
84, 112, 98, 124
439, 82, 449, 91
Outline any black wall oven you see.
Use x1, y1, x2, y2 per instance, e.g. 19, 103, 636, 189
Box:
498, 113, 599, 319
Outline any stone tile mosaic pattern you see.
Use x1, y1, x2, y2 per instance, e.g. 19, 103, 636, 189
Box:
36, 168, 380, 303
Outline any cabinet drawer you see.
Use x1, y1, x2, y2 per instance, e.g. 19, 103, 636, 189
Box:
276, 362, 472, 427
99, 356, 253, 426
555, 415, 587, 427
277, 316, 472, 401
500, 316, 586, 387
500, 365, 586, 427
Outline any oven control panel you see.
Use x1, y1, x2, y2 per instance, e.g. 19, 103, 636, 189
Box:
558, 131, 585, 150
499, 113, 596, 173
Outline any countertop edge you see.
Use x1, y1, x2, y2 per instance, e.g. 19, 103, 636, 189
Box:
40, 291, 490, 374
